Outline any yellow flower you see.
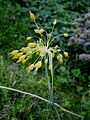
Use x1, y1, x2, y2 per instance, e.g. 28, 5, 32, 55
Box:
24, 47, 30, 53
18, 52, 23, 57
34, 29, 44, 34
22, 59, 26, 64
64, 52, 68, 57
35, 61, 42, 69
29, 11, 35, 21
45, 59, 48, 64
64, 33, 69, 37
55, 45, 58, 48
49, 64, 52, 70
57, 54, 63, 60
26, 37, 32, 40
27, 51, 32, 55
12, 54, 19, 59
28, 42, 36, 48
19, 55, 26, 62
53, 19, 57, 25
20, 47, 25, 52
58, 58, 63, 64
39, 47, 45, 57
27, 64, 34, 71
11, 50, 18, 56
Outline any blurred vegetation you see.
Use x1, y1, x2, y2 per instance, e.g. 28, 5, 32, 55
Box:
0, 0, 90, 120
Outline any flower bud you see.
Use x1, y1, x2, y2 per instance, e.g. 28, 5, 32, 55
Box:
34, 29, 44, 34
53, 19, 57, 25
28, 42, 36, 48
27, 64, 34, 71
64, 52, 68, 57
45, 59, 48, 64
35, 61, 42, 69
29, 11, 35, 21
11, 50, 18, 56
19, 55, 26, 62
64, 33, 69, 37
26, 37, 32, 40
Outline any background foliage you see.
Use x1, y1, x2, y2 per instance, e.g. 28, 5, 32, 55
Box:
0, 0, 90, 120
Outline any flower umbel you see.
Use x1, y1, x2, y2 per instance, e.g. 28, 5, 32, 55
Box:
11, 12, 68, 72
10, 12, 84, 120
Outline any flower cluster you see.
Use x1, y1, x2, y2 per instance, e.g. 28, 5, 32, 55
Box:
11, 11, 68, 72
67, 12, 90, 47
79, 54, 90, 61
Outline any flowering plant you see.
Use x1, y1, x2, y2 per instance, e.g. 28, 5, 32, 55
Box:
0, 11, 84, 120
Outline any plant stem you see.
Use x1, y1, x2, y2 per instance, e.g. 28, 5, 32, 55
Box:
0, 85, 84, 119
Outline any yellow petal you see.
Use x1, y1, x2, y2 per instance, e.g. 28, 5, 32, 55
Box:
45, 59, 48, 64
35, 61, 42, 68
27, 64, 34, 71
29, 11, 35, 21
64, 33, 69, 37
64, 52, 68, 57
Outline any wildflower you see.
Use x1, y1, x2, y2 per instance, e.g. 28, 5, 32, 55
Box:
79, 54, 90, 61
58, 58, 63, 64
57, 54, 63, 60
79, 34, 86, 39
39, 47, 46, 57
76, 38, 85, 45
53, 19, 57, 25
12, 54, 19, 59
84, 42, 90, 47
18, 52, 23, 57
19, 55, 26, 62
22, 59, 26, 64
23, 47, 30, 53
34, 29, 45, 34
45, 59, 48, 64
11, 12, 69, 73
29, 11, 35, 21
55, 45, 58, 48
69, 36, 75, 41
64, 33, 69, 37
49, 64, 52, 70
64, 52, 68, 57
35, 61, 42, 69
28, 42, 36, 48
26, 37, 32, 40
27, 64, 34, 71
11, 50, 18, 56
20, 47, 25, 52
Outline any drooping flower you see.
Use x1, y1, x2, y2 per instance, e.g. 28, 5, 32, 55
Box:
64, 33, 69, 37
27, 64, 34, 72
29, 11, 35, 21
26, 37, 33, 40
53, 19, 57, 25
34, 29, 45, 34
64, 52, 68, 57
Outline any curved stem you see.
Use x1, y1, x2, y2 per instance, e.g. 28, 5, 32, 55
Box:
48, 34, 63, 47
0, 85, 84, 119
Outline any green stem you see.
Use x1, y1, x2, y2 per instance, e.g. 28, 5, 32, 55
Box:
45, 58, 53, 102
0, 85, 84, 119
34, 21, 39, 29
48, 34, 63, 47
